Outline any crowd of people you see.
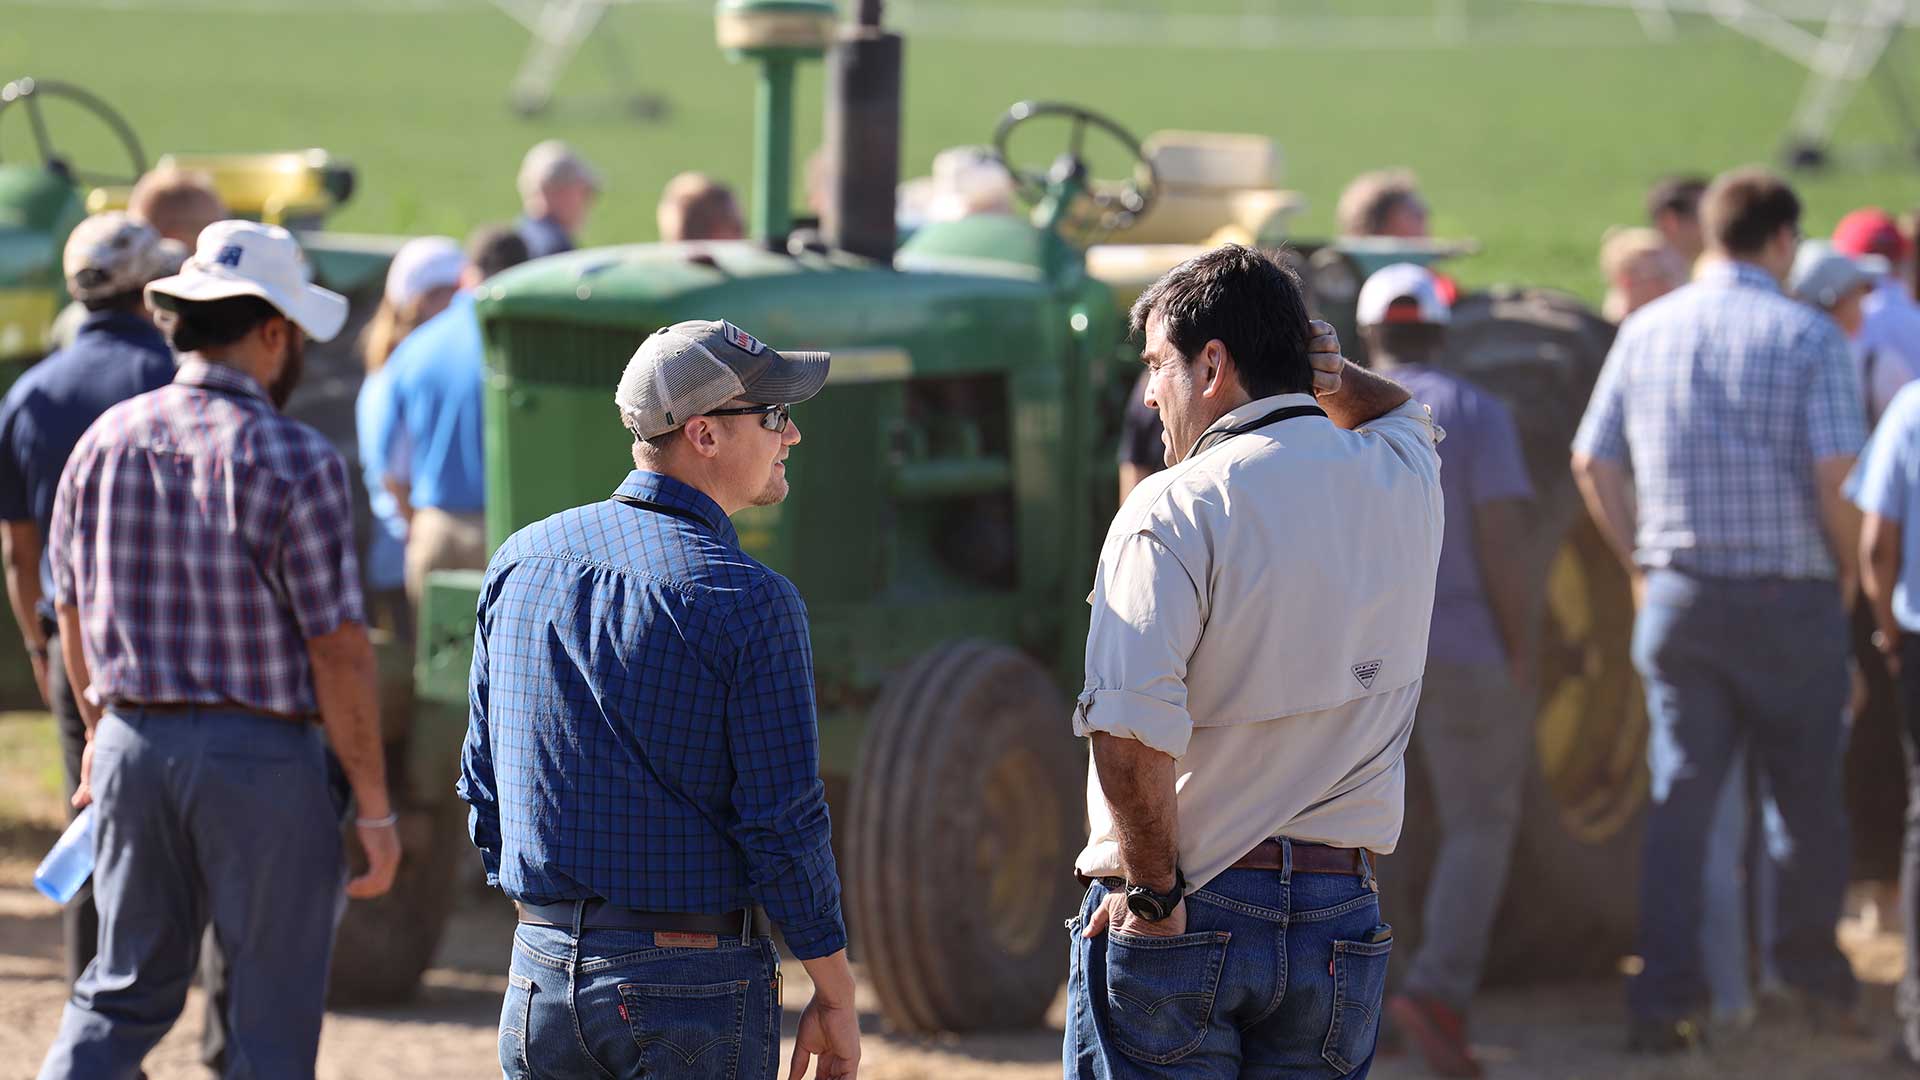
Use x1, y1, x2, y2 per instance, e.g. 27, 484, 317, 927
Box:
10, 121, 1920, 1080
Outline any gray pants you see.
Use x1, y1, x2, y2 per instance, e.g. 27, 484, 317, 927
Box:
1402, 661, 1532, 1011
37, 707, 346, 1080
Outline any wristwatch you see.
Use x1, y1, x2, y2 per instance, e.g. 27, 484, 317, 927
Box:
1125, 868, 1186, 923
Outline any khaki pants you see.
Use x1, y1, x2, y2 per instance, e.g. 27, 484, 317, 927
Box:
404, 508, 488, 605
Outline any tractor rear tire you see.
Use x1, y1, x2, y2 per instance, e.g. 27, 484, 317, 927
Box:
327, 796, 467, 1005
847, 640, 1083, 1033
1382, 289, 1646, 980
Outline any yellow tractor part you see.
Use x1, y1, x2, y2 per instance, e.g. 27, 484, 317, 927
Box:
85, 149, 350, 227
1105, 131, 1304, 247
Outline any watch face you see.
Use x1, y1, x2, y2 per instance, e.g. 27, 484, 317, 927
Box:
1126, 891, 1166, 923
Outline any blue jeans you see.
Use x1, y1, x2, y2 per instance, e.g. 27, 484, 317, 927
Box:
38, 708, 346, 1080
1065, 844, 1393, 1079
1629, 570, 1856, 1023
501, 917, 781, 1079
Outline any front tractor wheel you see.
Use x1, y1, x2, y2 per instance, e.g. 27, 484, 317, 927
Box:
848, 640, 1084, 1033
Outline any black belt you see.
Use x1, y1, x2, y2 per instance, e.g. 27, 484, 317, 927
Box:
516, 899, 770, 938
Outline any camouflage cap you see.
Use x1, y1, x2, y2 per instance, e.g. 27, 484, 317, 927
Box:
63, 212, 173, 302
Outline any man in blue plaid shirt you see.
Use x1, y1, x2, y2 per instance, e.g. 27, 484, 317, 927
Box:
460, 319, 858, 1080
1573, 168, 1867, 1052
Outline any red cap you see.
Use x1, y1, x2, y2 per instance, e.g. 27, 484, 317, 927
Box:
1833, 208, 1909, 262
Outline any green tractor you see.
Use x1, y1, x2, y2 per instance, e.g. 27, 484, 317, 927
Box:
0, 2, 1713, 1030
409, 0, 1648, 1032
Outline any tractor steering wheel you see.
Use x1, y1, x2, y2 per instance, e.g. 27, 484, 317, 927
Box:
991, 101, 1158, 234
0, 78, 148, 189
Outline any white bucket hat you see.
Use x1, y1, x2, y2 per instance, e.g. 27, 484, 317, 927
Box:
145, 220, 349, 342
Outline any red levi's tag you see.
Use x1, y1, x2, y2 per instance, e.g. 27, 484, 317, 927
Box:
655, 932, 720, 949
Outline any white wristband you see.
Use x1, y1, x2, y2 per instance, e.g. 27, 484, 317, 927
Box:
355, 812, 399, 829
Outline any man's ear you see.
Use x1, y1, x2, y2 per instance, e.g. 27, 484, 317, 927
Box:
256, 313, 290, 356
680, 417, 722, 459
1199, 339, 1234, 400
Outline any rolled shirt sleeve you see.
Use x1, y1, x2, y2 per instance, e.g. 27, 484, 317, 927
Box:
46, 432, 92, 608
1572, 339, 1631, 463
1850, 385, 1920, 519
1803, 320, 1869, 461
1075, 530, 1205, 760
275, 452, 367, 638
722, 576, 846, 960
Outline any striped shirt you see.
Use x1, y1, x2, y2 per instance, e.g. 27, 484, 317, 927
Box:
1572, 260, 1867, 580
48, 360, 364, 716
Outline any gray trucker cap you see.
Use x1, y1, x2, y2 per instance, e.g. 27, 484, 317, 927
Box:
616, 319, 831, 439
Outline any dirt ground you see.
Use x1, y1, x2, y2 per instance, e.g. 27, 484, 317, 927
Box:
3, 880, 1920, 1080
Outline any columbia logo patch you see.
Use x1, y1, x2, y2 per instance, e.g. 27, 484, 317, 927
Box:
213, 244, 244, 268
722, 321, 765, 355
1351, 660, 1383, 689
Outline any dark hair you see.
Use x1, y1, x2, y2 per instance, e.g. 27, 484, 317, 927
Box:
1363, 321, 1447, 362
1701, 167, 1800, 257
81, 289, 148, 315
1127, 244, 1312, 398
465, 225, 531, 280
158, 294, 283, 353
1646, 175, 1708, 222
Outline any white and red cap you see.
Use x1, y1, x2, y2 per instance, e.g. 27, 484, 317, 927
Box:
1356, 262, 1452, 327
144, 220, 348, 342
615, 319, 830, 439
383, 236, 466, 310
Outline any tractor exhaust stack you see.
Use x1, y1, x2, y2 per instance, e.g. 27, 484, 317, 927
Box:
823, 0, 902, 264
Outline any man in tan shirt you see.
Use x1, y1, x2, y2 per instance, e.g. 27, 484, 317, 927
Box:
1065, 244, 1443, 1080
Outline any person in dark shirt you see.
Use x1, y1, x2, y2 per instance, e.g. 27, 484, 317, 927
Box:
0, 213, 178, 986
461, 319, 859, 1080
1358, 264, 1534, 1079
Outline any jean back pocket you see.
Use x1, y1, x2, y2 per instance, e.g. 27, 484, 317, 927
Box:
620, 979, 748, 1079
1323, 928, 1393, 1075
1104, 928, 1231, 1065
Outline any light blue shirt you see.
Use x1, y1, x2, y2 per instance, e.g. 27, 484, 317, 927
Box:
1572, 260, 1867, 580
379, 291, 487, 514
355, 366, 408, 590
1849, 382, 1920, 631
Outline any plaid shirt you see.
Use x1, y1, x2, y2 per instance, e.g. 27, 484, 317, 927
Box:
1572, 260, 1867, 580
48, 361, 364, 716
458, 470, 845, 959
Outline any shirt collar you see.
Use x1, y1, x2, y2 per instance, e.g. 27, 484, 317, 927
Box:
1206, 392, 1322, 434
1696, 259, 1782, 294
77, 309, 168, 352
1188, 392, 1324, 458
613, 470, 738, 546
173, 359, 273, 404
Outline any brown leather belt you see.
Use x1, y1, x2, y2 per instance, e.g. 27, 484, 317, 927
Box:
107, 701, 318, 725
516, 899, 769, 938
1231, 838, 1371, 876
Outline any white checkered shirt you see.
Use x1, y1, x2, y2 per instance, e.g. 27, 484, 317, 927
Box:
1572, 260, 1867, 580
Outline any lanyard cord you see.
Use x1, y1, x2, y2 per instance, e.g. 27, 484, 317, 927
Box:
610, 493, 714, 531
1186, 403, 1329, 458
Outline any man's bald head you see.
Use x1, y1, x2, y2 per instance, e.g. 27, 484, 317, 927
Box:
128, 168, 229, 248
657, 172, 745, 243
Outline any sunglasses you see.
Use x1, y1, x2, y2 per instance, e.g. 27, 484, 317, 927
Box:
704, 403, 793, 432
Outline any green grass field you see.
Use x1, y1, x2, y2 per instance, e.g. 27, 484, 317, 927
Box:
2, 0, 1918, 300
